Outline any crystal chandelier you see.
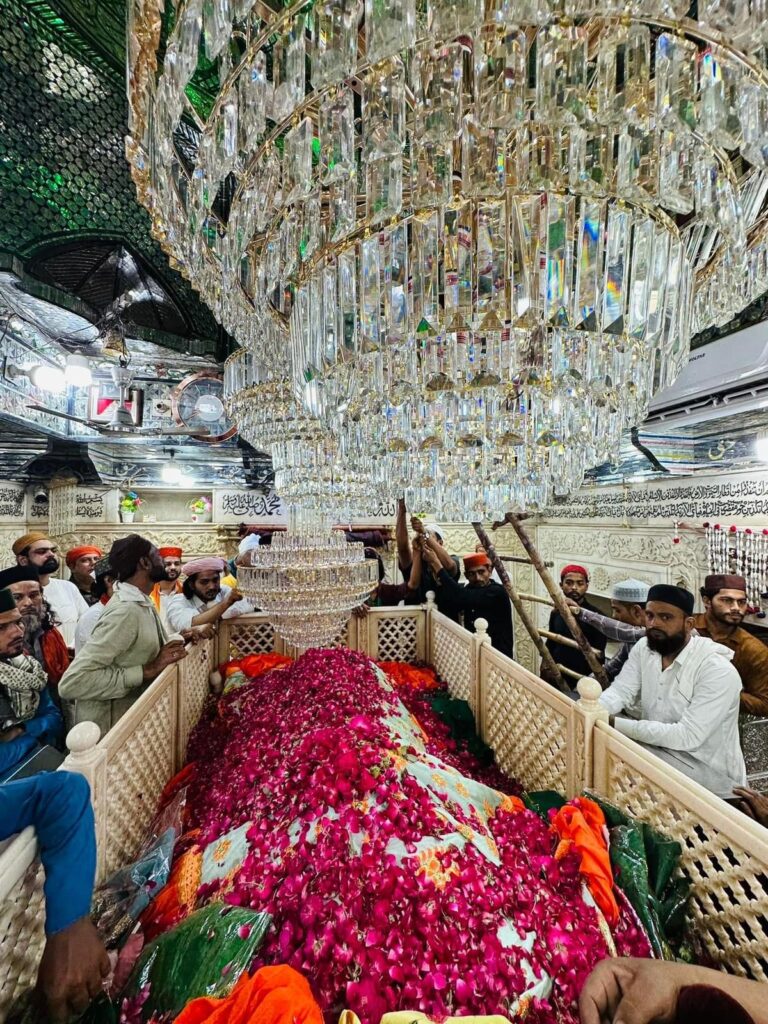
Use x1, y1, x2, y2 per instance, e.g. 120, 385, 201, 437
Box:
128, 0, 768, 518
237, 513, 379, 646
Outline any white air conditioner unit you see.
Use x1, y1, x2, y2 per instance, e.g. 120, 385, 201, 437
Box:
645, 321, 768, 429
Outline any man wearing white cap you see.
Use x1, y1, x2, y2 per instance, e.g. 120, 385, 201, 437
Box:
166, 558, 254, 632
395, 499, 460, 617
567, 578, 650, 682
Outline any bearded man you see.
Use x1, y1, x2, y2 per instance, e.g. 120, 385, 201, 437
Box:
166, 557, 253, 632
599, 584, 745, 796
0, 566, 70, 693
150, 546, 184, 628
59, 535, 188, 736
12, 532, 88, 650
693, 574, 768, 717
0, 587, 64, 781
65, 546, 103, 606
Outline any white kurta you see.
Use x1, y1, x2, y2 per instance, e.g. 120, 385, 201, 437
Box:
599, 635, 746, 794
74, 601, 106, 653
166, 585, 253, 632
44, 578, 89, 649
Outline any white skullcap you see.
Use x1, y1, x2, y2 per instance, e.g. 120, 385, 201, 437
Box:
611, 578, 650, 604
238, 534, 261, 556
422, 521, 443, 540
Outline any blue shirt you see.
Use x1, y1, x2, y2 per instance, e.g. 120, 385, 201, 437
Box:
0, 688, 64, 780
0, 772, 96, 934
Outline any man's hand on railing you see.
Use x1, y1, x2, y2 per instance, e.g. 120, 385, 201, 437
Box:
181, 624, 215, 644
352, 603, 370, 618
142, 639, 187, 682
36, 915, 110, 1022
732, 787, 768, 827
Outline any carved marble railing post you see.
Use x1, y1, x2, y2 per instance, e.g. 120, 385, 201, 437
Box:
424, 591, 436, 663
63, 721, 108, 882
575, 677, 609, 794
471, 617, 490, 723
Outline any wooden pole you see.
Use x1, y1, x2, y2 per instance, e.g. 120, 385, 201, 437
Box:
556, 663, 584, 683
517, 591, 555, 608
538, 628, 602, 656
503, 514, 609, 686
471, 521, 569, 694
499, 555, 555, 568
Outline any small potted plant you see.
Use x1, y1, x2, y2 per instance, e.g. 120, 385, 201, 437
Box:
189, 494, 213, 524
120, 491, 143, 524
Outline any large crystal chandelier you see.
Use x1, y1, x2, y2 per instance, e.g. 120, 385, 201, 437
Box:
128, 0, 768, 518
237, 512, 379, 646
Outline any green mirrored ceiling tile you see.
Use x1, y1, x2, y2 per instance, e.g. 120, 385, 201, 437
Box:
1, 0, 221, 347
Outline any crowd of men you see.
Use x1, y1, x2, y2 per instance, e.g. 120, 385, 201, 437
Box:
544, 562, 768, 809
0, 531, 256, 781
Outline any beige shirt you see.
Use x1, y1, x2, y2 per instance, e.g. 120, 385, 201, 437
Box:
59, 582, 168, 737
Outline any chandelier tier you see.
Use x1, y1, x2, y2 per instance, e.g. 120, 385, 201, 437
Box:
129, 0, 768, 516
237, 521, 379, 646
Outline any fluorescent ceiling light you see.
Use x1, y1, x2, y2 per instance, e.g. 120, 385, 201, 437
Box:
29, 364, 66, 393
64, 353, 93, 388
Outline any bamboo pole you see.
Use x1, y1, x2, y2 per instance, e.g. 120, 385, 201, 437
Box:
557, 664, 585, 683
538, 628, 602, 655
503, 513, 609, 687
499, 555, 555, 568
471, 521, 569, 694
517, 591, 555, 608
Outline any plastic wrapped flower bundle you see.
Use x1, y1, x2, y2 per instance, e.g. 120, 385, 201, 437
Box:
174, 648, 650, 1023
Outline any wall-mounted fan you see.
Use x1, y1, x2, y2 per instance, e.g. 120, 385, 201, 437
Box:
171, 371, 237, 443
28, 362, 210, 438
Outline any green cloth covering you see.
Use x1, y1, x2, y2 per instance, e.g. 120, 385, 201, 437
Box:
524, 790, 567, 819
426, 693, 495, 765
588, 792, 689, 959
121, 903, 271, 1021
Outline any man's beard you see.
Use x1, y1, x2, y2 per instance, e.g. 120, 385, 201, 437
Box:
712, 608, 744, 628
40, 556, 58, 574
21, 610, 43, 642
149, 564, 170, 583
165, 568, 180, 581
646, 629, 687, 657
197, 587, 220, 603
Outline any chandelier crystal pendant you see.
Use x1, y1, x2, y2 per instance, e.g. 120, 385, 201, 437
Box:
128, 0, 768, 519
237, 511, 380, 647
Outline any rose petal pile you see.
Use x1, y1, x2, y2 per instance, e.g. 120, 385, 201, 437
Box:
183, 649, 650, 1023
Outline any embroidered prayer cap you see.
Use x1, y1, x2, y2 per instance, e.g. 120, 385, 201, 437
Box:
237, 534, 260, 556
181, 557, 227, 577
702, 573, 747, 595
11, 531, 49, 557
647, 583, 695, 616
611, 578, 650, 604
93, 556, 113, 579
158, 546, 183, 559
0, 586, 18, 621
463, 552, 491, 569
109, 534, 153, 581
561, 563, 589, 581
0, 565, 40, 589
65, 545, 103, 568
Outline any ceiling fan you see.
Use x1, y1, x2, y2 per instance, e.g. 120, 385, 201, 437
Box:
28, 362, 210, 439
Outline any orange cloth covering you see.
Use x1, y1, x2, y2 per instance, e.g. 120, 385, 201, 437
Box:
150, 579, 183, 611
139, 845, 203, 941
376, 662, 440, 691
175, 965, 324, 1024
40, 626, 70, 689
551, 797, 619, 925
224, 653, 293, 679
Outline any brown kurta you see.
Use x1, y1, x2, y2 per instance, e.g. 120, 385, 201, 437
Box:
692, 614, 768, 717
